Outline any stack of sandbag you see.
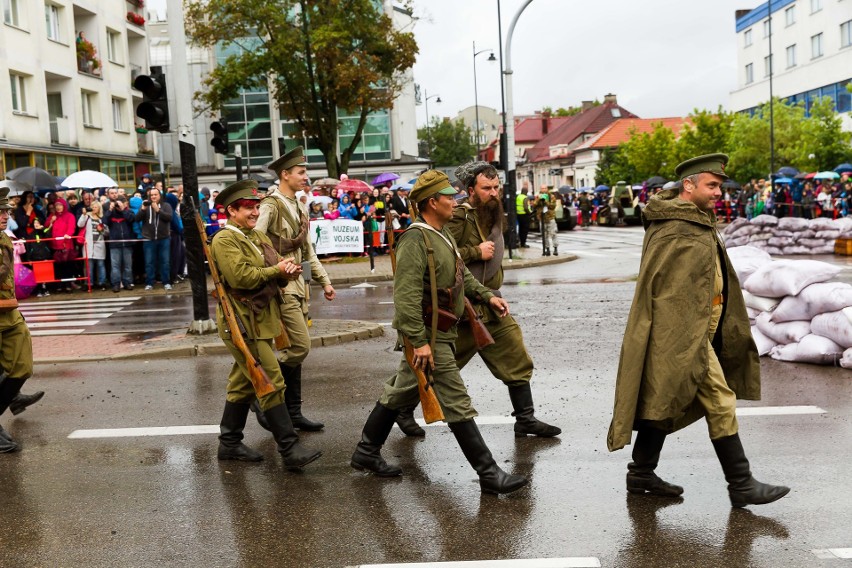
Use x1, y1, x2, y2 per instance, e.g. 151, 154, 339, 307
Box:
721, 215, 852, 256
727, 249, 852, 367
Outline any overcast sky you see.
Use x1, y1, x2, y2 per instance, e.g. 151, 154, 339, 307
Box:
149, 0, 756, 125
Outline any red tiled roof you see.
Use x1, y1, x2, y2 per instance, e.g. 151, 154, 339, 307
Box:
513, 116, 572, 144
525, 102, 639, 163
575, 117, 690, 151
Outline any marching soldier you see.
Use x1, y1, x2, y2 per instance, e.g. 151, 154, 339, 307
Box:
254, 146, 336, 431
350, 170, 528, 495
0, 186, 38, 453
394, 161, 561, 439
210, 180, 321, 470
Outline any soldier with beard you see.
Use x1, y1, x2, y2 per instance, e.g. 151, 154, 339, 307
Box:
394, 162, 561, 439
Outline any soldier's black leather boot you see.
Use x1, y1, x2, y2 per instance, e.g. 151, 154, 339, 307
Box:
626, 426, 684, 497
351, 402, 403, 477
0, 377, 25, 454
249, 399, 271, 432
217, 401, 263, 462
265, 403, 322, 470
712, 433, 790, 508
508, 384, 561, 438
282, 363, 324, 431
449, 419, 528, 495
0, 425, 17, 453
395, 405, 426, 437
9, 391, 45, 416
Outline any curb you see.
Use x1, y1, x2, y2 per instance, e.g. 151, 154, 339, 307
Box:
34, 320, 386, 364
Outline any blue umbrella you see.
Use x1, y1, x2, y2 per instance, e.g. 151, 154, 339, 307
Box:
835, 163, 852, 174
594, 185, 610, 193
775, 166, 799, 177
814, 171, 840, 180
774, 177, 794, 184
389, 182, 413, 191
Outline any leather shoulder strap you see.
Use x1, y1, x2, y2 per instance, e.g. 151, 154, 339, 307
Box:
413, 226, 439, 351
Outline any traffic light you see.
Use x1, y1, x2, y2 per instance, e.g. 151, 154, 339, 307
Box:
133, 66, 169, 133
210, 120, 229, 155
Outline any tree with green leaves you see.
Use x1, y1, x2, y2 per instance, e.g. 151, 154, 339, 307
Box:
596, 147, 638, 187
185, 0, 418, 177
673, 107, 733, 165
796, 97, 852, 172
418, 118, 476, 168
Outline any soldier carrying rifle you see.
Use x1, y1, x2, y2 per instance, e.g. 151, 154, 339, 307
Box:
350, 170, 528, 495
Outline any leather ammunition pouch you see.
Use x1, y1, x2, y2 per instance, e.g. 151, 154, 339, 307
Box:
227, 241, 282, 314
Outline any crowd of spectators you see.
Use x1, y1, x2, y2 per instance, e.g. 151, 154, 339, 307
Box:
729, 176, 852, 221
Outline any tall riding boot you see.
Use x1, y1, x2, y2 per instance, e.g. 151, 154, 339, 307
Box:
712, 433, 790, 508
0, 377, 25, 454
395, 404, 426, 437
9, 391, 45, 416
351, 402, 403, 477
249, 399, 271, 432
626, 426, 684, 497
263, 403, 322, 470
217, 401, 264, 462
553, 246, 558, 256
282, 364, 324, 431
508, 384, 561, 437
449, 419, 528, 494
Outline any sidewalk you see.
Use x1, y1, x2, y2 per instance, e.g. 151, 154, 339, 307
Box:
29, 249, 575, 364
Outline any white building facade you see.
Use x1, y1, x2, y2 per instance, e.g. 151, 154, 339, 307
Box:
729, 0, 852, 130
1, 0, 158, 188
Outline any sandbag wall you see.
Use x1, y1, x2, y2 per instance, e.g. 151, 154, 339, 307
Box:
728, 246, 852, 368
722, 215, 852, 255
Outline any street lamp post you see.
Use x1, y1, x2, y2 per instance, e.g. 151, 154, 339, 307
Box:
424, 90, 441, 159
472, 41, 496, 158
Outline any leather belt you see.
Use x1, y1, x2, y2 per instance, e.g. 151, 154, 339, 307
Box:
712, 294, 726, 306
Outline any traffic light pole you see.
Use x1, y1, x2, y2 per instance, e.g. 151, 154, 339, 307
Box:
168, 0, 214, 333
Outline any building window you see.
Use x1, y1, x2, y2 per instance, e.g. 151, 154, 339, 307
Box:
112, 98, 125, 131
838, 80, 851, 113
34, 153, 78, 177
764, 55, 773, 77
44, 2, 61, 42
811, 0, 822, 13
811, 33, 824, 58
842, 20, 852, 49
744, 29, 753, 47
100, 159, 135, 189
763, 19, 771, 38
3, 0, 20, 27
81, 90, 96, 127
9, 72, 27, 113
785, 5, 796, 26
745, 63, 754, 84
106, 29, 121, 63
786, 44, 797, 68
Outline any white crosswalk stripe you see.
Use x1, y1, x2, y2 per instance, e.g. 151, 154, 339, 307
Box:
19, 296, 141, 336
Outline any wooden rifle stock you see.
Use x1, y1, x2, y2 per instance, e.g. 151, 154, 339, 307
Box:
463, 297, 495, 350
195, 211, 276, 398
387, 223, 445, 424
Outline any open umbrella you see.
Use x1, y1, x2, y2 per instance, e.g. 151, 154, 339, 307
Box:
62, 170, 119, 189
337, 175, 373, 194
774, 177, 793, 184
311, 177, 339, 189
804, 172, 817, 180
722, 179, 742, 190
0, 179, 31, 197
6, 166, 57, 189
814, 171, 840, 180
594, 185, 610, 193
794, 172, 810, 180
834, 163, 852, 174
390, 182, 413, 191
370, 172, 399, 185
775, 166, 799, 177
14, 264, 36, 300
645, 176, 667, 188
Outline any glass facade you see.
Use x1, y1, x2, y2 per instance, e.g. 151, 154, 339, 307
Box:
33, 153, 79, 178
741, 78, 852, 115
100, 159, 136, 189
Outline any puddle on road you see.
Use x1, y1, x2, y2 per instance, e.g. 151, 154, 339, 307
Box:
117, 330, 174, 343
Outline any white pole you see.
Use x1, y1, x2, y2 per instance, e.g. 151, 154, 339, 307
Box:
504, 0, 534, 178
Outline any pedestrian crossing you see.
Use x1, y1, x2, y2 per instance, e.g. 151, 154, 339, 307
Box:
19, 297, 140, 336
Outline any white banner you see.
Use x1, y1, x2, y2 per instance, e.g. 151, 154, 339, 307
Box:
310, 219, 364, 254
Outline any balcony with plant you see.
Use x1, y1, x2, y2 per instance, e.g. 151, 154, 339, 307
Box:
76, 36, 102, 76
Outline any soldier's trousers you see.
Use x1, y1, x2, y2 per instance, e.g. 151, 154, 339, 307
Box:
223, 337, 286, 410
276, 293, 311, 368
454, 313, 533, 387
0, 316, 33, 379
379, 341, 478, 424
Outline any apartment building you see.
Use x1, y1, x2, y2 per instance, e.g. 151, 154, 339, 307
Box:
730, 0, 852, 129
0, 0, 159, 189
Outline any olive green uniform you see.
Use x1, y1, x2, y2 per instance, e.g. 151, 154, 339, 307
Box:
0, 232, 32, 380
447, 204, 533, 387
256, 191, 331, 367
210, 222, 287, 411
379, 220, 495, 423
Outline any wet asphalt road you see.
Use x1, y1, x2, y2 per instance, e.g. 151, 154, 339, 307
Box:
2, 227, 851, 567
